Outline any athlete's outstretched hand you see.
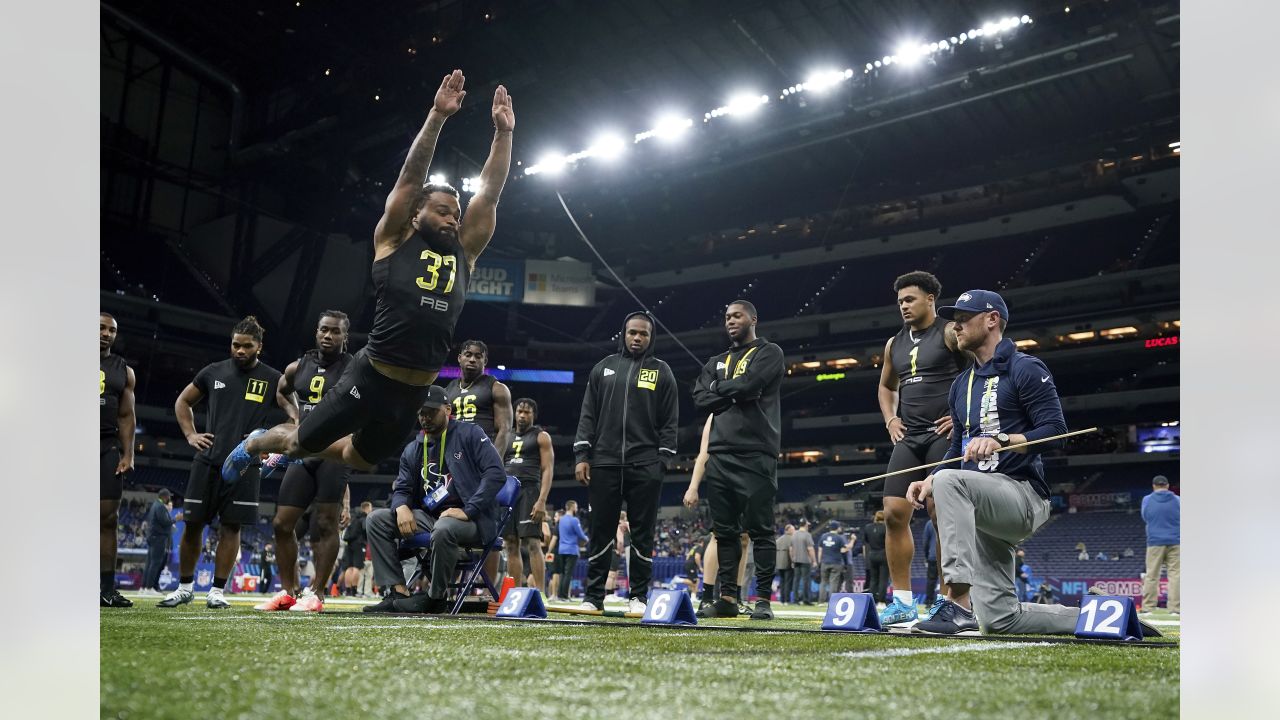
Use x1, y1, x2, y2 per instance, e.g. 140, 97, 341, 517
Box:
339, 505, 351, 530
492, 84, 514, 132
906, 476, 934, 510
186, 432, 214, 452
434, 69, 466, 117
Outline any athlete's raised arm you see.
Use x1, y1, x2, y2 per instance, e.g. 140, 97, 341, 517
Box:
459, 85, 514, 268
374, 69, 467, 253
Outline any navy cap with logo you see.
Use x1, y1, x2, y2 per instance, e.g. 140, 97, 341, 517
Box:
938, 289, 1010, 322
420, 385, 449, 410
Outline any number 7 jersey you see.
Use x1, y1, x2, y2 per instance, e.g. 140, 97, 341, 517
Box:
367, 230, 471, 371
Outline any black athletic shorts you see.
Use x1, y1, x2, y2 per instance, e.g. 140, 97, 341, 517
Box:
277, 458, 351, 509
100, 442, 123, 501
503, 480, 543, 540
296, 349, 431, 465
183, 456, 261, 526
884, 430, 951, 498
342, 542, 366, 571
609, 551, 621, 572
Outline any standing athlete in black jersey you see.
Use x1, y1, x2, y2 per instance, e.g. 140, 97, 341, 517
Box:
256, 311, 355, 613
100, 313, 137, 608
224, 68, 514, 478
876, 271, 969, 626
502, 398, 553, 591
443, 339, 513, 456
160, 317, 296, 609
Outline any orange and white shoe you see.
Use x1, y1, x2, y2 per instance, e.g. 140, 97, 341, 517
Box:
289, 589, 324, 613
254, 590, 296, 611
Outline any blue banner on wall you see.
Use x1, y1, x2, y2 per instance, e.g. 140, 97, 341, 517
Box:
468, 260, 524, 302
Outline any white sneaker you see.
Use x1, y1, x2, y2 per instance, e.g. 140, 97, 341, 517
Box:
157, 588, 194, 608
206, 589, 232, 609
627, 597, 647, 615
577, 600, 602, 613
137, 588, 157, 597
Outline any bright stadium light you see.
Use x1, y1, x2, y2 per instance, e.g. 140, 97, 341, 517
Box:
635, 114, 693, 143
526, 152, 566, 177
712, 92, 768, 118
461, 176, 483, 194
803, 68, 846, 93
428, 173, 448, 185
588, 134, 627, 160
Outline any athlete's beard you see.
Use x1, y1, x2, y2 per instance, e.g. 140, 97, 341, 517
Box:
234, 354, 258, 370
422, 223, 456, 251
462, 366, 482, 382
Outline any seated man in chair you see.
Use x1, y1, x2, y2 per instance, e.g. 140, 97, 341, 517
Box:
363, 386, 508, 613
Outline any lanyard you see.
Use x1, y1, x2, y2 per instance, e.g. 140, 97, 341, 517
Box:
964, 369, 976, 438
424, 423, 448, 482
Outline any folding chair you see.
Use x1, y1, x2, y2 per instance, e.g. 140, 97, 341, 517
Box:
398, 475, 521, 614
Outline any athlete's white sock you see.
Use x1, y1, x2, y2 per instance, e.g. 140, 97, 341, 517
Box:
178, 582, 193, 593
208, 586, 224, 595
893, 589, 914, 607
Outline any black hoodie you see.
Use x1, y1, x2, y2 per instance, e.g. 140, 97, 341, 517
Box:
692, 336, 785, 455
573, 312, 679, 467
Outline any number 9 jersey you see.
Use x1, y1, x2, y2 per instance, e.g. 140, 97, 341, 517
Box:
293, 349, 355, 417
366, 230, 471, 371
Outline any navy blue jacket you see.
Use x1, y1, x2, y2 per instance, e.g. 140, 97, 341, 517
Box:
146, 500, 175, 542
939, 338, 1068, 498
390, 419, 508, 546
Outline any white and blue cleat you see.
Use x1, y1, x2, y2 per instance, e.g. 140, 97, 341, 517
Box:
221, 428, 266, 482
878, 596, 920, 626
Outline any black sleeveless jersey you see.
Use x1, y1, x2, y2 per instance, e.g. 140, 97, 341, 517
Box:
444, 373, 498, 440
100, 353, 129, 441
292, 350, 355, 417
366, 230, 470, 370
504, 425, 544, 484
890, 320, 969, 431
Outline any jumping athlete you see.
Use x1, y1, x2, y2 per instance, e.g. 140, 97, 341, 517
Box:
223, 69, 514, 479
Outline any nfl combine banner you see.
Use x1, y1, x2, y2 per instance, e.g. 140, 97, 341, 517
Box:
523, 259, 596, 306
468, 259, 524, 302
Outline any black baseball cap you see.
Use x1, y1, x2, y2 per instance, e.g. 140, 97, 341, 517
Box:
420, 385, 449, 410
158, 488, 172, 500
1152, 475, 1170, 487
938, 289, 1010, 322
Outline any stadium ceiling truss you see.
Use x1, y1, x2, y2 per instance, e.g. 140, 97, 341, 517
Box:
101, 0, 1178, 340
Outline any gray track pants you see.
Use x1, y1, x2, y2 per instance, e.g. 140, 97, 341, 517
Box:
366, 508, 482, 599
932, 469, 1078, 634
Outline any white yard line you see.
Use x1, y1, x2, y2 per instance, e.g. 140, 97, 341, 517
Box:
837, 641, 1052, 658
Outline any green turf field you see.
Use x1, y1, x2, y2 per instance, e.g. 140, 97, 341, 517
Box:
101, 596, 1179, 719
